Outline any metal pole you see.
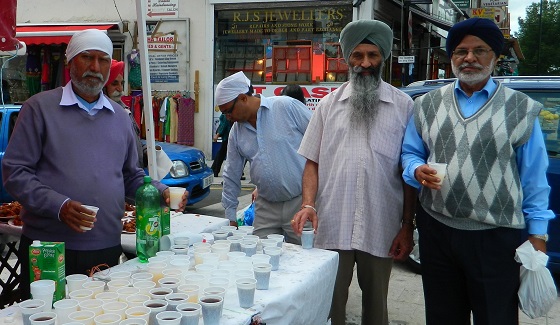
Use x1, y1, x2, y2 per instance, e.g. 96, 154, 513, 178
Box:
537, 0, 543, 74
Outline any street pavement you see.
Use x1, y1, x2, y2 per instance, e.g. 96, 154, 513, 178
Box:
209, 164, 560, 325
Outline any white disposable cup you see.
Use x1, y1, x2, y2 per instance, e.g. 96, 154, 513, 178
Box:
148, 256, 167, 264
168, 187, 186, 210
66, 274, 90, 293
211, 230, 229, 241
158, 277, 181, 292
264, 246, 282, 271
162, 269, 183, 279
251, 253, 271, 265
227, 251, 246, 261
124, 305, 151, 322
198, 295, 224, 325
231, 229, 247, 237
119, 319, 147, 325
238, 226, 254, 235
125, 294, 151, 308
428, 162, 448, 185
236, 278, 257, 308
131, 272, 153, 284
143, 299, 169, 325
147, 262, 167, 283
267, 234, 284, 247
301, 228, 315, 249
184, 273, 207, 291
240, 240, 257, 257
208, 277, 229, 289
200, 252, 220, 265
116, 286, 139, 302
53, 298, 79, 324
95, 291, 119, 302
133, 280, 157, 295
109, 271, 132, 281
234, 269, 255, 281
149, 287, 174, 300
82, 280, 106, 295
80, 205, 99, 230
227, 235, 243, 252
155, 311, 183, 325
107, 279, 131, 292
102, 301, 128, 319
69, 288, 94, 301
202, 286, 226, 298
220, 225, 236, 236
29, 311, 57, 325
68, 310, 96, 325
170, 245, 189, 255
79, 299, 104, 316
19, 298, 46, 325
211, 243, 231, 261
93, 313, 122, 325
177, 284, 200, 303
175, 302, 201, 325
30, 279, 55, 312
164, 292, 190, 311
253, 263, 272, 290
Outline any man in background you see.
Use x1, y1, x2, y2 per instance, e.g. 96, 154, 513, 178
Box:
216, 71, 311, 243
3, 29, 184, 299
103, 59, 144, 167
292, 20, 416, 325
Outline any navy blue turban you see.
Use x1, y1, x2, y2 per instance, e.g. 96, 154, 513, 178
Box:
446, 18, 504, 59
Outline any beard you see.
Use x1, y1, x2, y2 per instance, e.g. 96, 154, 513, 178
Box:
348, 62, 384, 128
70, 65, 106, 99
451, 58, 495, 86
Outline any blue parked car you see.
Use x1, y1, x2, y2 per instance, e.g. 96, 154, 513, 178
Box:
400, 76, 560, 274
0, 105, 213, 206
143, 140, 214, 205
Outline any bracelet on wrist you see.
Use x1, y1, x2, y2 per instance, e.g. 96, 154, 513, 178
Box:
301, 205, 317, 213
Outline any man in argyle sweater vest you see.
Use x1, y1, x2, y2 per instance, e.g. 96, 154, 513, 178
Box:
401, 18, 554, 325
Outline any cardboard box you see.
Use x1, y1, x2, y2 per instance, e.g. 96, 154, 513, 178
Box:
29, 241, 66, 303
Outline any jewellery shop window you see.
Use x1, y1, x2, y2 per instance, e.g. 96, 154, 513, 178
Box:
214, 1, 353, 84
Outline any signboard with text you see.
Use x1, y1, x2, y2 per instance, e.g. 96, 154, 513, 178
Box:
452, 0, 471, 10
147, 0, 179, 19
469, 8, 506, 24
146, 19, 189, 88
481, 0, 508, 7
398, 56, 415, 64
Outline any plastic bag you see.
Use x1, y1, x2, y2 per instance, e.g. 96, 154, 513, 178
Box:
514, 240, 558, 319
243, 202, 255, 226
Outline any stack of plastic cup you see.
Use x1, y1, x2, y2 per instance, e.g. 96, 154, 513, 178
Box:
30, 279, 55, 311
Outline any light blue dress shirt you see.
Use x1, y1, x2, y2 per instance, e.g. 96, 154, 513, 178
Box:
401, 79, 554, 234
221, 95, 312, 222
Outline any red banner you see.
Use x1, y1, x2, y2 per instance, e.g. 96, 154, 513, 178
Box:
0, 0, 19, 52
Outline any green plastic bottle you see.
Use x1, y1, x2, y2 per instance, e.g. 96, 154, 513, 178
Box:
136, 176, 161, 262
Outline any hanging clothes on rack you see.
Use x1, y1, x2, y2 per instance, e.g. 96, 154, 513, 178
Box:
177, 97, 195, 146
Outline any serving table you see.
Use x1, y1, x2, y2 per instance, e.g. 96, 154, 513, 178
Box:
0, 243, 339, 325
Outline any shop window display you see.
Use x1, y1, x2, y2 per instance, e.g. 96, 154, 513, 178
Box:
214, 3, 353, 84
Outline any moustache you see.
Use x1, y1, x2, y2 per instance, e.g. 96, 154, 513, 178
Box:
82, 71, 105, 82
458, 63, 484, 70
352, 66, 378, 74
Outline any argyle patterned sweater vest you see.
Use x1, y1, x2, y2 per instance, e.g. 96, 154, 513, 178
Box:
414, 82, 542, 230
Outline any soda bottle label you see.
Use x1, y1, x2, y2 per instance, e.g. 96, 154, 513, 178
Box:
161, 206, 170, 236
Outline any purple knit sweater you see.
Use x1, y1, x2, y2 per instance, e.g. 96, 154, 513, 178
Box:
2, 87, 166, 250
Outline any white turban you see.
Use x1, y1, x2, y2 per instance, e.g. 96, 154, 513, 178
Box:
65, 29, 113, 62
214, 72, 251, 106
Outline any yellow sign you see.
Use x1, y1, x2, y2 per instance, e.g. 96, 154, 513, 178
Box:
468, 8, 505, 24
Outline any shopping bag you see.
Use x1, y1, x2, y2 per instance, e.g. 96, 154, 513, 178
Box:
514, 240, 558, 319
243, 202, 255, 226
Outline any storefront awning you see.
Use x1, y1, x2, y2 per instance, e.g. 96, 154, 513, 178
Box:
15, 24, 119, 45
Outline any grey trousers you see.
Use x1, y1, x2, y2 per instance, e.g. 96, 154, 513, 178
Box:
253, 195, 302, 245
330, 249, 393, 325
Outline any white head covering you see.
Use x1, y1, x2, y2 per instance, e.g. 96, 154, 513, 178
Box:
65, 29, 113, 62
214, 72, 251, 106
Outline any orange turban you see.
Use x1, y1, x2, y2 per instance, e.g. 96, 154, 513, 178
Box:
106, 59, 124, 85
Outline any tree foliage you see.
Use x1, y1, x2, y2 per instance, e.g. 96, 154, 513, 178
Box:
517, 0, 560, 75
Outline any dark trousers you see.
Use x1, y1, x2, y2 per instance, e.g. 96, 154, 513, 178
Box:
211, 140, 228, 177
18, 235, 122, 299
416, 206, 522, 325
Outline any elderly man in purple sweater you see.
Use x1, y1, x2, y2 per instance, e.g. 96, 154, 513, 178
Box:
2, 29, 186, 299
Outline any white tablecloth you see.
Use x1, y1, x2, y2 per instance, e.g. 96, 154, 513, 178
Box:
120, 212, 230, 253
0, 212, 229, 253
0, 244, 339, 325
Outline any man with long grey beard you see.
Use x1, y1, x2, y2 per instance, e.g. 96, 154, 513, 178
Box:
292, 20, 417, 325
401, 18, 553, 324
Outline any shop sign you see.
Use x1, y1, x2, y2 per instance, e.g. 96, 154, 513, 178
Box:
220, 8, 351, 36
468, 8, 505, 24
147, 0, 179, 18
480, 0, 508, 6
398, 56, 415, 64
452, 0, 471, 10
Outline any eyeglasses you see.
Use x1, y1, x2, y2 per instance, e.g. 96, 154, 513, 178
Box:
221, 96, 239, 115
452, 48, 493, 59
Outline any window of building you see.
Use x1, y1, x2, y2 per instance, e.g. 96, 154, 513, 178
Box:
214, 1, 353, 84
